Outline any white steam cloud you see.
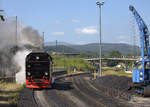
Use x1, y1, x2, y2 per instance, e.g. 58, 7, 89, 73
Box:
13, 50, 31, 84
0, 17, 43, 49
0, 17, 43, 84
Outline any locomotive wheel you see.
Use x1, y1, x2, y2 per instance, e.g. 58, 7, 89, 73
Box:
144, 87, 150, 97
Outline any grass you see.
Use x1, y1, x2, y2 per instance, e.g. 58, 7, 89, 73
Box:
0, 81, 25, 106
101, 67, 132, 77
53, 56, 95, 72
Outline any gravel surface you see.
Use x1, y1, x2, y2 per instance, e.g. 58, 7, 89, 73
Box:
94, 75, 135, 95
70, 76, 129, 107
17, 88, 35, 107
19, 74, 149, 107
95, 75, 131, 90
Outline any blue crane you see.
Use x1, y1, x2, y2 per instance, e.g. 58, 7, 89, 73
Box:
129, 5, 150, 96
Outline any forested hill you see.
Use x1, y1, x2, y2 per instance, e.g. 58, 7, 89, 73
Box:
44, 43, 140, 55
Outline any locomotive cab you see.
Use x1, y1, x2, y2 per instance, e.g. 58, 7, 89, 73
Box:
26, 51, 53, 88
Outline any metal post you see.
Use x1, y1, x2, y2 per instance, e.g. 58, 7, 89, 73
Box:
14, 16, 18, 80
99, 5, 102, 77
16, 16, 18, 47
56, 40, 58, 67
63, 46, 66, 68
96, 1, 104, 77
42, 32, 44, 49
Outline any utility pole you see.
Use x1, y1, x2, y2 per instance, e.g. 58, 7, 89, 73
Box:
15, 16, 18, 49
42, 32, 44, 49
14, 16, 18, 81
56, 40, 58, 53
64, 46, 66, 68
96, 1, 104, 77
56, 40, 58, 67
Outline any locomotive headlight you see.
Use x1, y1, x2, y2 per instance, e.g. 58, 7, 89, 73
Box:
45, 72, 48, 76
27, 72, 31, 76
140, 72, 143, 76
36, 56, 39, 60
140, 77, 143, 80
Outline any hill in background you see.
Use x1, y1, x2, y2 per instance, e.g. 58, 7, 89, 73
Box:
44, 42, 140, 55
45, 41, 74, 46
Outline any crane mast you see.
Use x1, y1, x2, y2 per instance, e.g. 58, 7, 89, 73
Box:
129, 5, 150, 96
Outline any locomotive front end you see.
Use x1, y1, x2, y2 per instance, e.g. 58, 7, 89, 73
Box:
26, 52, 53, 88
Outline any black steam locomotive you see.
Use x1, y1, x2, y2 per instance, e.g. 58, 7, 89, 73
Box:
25, 51, 54, 88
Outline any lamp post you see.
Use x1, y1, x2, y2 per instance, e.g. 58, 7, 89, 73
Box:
96, 1, 104, 77
16, 16, 18, 47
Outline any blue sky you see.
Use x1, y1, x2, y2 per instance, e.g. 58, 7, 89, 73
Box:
2, 0, 150, 44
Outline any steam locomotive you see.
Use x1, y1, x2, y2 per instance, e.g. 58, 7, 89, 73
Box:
25, 51, 54, 88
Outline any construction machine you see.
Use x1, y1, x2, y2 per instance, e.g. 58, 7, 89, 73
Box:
129, 5, 150, 96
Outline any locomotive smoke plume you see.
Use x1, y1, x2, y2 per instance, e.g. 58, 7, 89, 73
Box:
0, 17, 43, 49
13, 50, 31, 84
0, 17, 43, 84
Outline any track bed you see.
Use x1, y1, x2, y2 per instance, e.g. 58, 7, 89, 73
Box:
18, 73, 150, 107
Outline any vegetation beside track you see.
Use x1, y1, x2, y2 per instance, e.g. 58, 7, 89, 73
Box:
0, 81, 25, 107
102, 67, 132, 77
51, 53, 133, 77
52, 55, 95, 72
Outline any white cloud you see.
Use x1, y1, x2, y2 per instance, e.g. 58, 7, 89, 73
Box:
76, 26, 98, 35
52, 32, 64, 36
72, 19, 80, 23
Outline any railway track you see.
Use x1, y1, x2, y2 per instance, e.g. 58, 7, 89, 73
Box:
70, 76, 129, 107
32, 89, 39, 107
32, 89, 51, 107
19, 73, 133, 107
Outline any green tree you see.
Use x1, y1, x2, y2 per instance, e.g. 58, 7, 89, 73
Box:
108, 50, 122, 58
106, 51, 122, 67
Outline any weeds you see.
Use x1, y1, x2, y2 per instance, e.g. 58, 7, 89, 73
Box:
0, 81, 25, 106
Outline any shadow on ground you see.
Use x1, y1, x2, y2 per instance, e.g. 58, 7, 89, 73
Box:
55, 72, 91, 80
52, 81, 73, 91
